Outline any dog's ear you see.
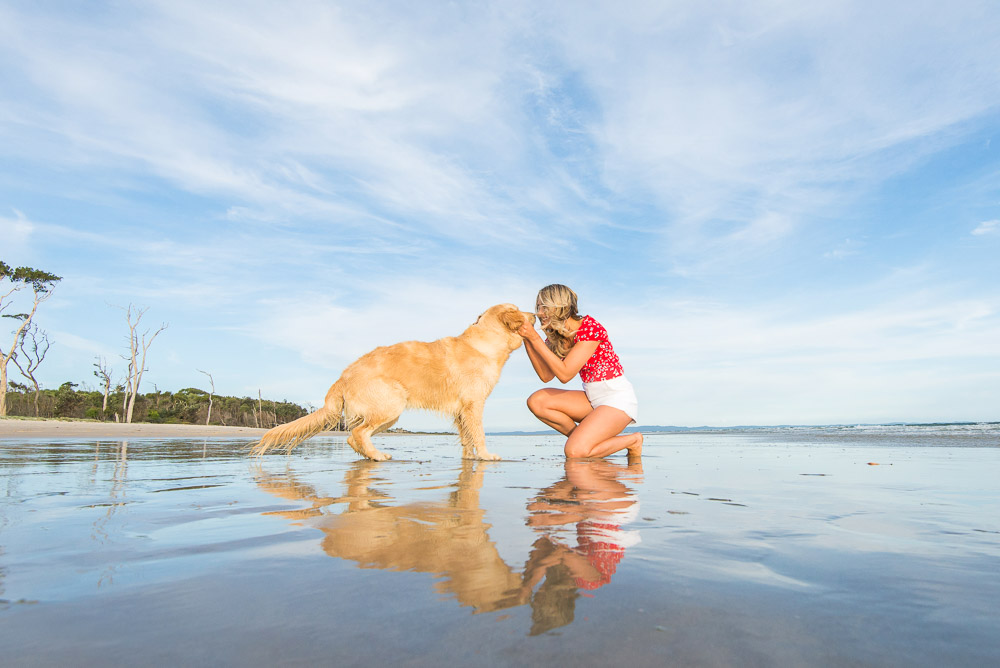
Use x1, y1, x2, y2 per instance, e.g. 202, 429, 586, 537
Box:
500, 309, 523, 332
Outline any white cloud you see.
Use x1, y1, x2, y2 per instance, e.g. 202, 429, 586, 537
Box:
609, 289, 1000, 425
2, 2, 999, 427
46, 330, 116, 359
541, 1, 1000, 271
972, 220, 999, 236
824, 238, 864, 259
0, 1, 575, 246
244, 277, 541, 370
0, 209, 35, 258
3, 1, 998, 266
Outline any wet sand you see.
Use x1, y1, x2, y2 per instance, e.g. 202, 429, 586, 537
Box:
0, 417, 272, 438
1, 431, 998, 666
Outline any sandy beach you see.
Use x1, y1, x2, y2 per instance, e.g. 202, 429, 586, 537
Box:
0, 418, 275, 439
2, 427, 999, 666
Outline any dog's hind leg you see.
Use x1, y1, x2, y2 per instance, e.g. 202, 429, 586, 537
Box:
339, 460, 386, 512
343, 385, 401, 461
348, 417, 397, 453
372, 417, 399, 436
349, 417, 394, 461
456, 401, 501, 461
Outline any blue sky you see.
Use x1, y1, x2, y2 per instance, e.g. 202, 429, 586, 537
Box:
1, 1, 998, 430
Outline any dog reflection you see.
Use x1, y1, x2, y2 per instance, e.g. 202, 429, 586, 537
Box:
517, 458, 643, 635
254, 457, 642, 633
256, 460, 523, 613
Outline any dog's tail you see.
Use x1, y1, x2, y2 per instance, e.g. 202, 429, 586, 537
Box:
251, 382, 344, 457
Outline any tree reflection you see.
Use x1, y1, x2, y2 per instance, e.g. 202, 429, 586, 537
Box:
93, 440, 130, 588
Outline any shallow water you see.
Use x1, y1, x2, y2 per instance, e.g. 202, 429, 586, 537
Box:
1, 433, 999, 666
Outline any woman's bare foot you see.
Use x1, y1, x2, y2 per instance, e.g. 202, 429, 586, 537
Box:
626, 432, 643, 459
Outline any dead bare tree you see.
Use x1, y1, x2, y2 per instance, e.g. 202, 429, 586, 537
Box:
93, 356, 114, 417
197, 369, 214, 425
10, 322, 50, 417
0, 262, 61, 416
119, 304, 167, 423
120, 355, 133, 419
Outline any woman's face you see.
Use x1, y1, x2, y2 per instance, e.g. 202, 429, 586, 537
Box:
535, 302, 550, 326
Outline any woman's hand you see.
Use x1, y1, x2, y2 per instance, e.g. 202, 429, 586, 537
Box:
520, 320, 555, 381
517, 320, 539, 339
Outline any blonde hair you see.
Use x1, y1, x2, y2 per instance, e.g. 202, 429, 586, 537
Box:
536, 284, 582, 359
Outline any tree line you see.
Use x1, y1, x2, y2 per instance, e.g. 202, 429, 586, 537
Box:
2, 382, 312, 428
2, 259, 320, 428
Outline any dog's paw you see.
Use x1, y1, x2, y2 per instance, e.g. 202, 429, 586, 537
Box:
368, 451, 392, 462
478, 452, 502, 461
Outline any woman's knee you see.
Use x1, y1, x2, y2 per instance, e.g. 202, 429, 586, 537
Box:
563, 437, 591, 458
563, 428, 593, 457
526, 389, 551, 416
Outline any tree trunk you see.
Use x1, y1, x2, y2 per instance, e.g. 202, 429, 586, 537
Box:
122, 366, 131, 420
1, 301, 40, 417
198, 370, 215, 426
0, 362, 7, 418
0, 265, 59, 416
121, 305, 166, 424
126, 344, 139, 424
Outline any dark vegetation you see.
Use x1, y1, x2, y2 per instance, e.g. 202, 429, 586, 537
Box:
3, 382, 313, 428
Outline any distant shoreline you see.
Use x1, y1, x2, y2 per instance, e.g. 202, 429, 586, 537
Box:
2, 417, 994, 440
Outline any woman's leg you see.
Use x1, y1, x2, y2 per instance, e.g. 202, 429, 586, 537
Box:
526, 388, 593, 436
564, 406, 643, 459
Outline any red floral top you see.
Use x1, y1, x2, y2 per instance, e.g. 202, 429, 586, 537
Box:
574, 316, 624, 383
573, 521, 626, 590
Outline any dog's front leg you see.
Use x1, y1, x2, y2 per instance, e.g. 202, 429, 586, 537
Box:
452, 459, 486, 507
456, 401, 500, 461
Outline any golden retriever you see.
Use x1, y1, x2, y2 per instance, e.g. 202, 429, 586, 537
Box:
251, 303, 535, 461
255, 460, 526, 613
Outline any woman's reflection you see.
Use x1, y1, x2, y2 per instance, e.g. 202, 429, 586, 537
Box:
519, 458, 643, 635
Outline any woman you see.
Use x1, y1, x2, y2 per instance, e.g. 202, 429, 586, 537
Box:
519, 284, 642, 459
517, 457, 643, 634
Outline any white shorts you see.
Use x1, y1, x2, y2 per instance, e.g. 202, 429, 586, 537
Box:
583, 375, 638, 424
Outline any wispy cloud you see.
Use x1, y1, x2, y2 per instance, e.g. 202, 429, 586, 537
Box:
244, 277, 541, 369
2, 1, 998, 426
824, 238, 865, 259
613, 289, 1000, 424
542, 2, 1000, 272
972, 220, 999, 236
0, 1, 584, 249
4, 2, 997, 260
0, 209, 35, 258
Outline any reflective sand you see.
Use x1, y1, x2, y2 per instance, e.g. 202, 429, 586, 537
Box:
1, 433, 998, 666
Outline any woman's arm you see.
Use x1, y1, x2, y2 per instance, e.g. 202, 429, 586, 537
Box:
519, 322, 598, 384
522, 332, 556, 382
